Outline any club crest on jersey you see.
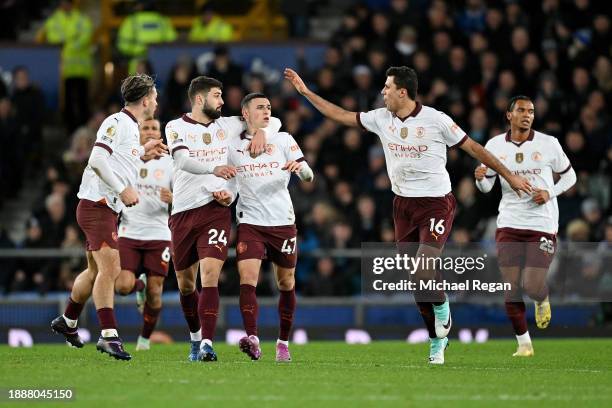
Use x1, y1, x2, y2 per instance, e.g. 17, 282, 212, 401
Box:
140, 168, 148, 178
515, 153, 524, 163
416, 127, 425, 138
216, 129, 226, 141
203, 133, 212, 144
400, 127, 408, 139
154, 169, 164, 179
532, 151, 542, 161
265, 144, 276, 155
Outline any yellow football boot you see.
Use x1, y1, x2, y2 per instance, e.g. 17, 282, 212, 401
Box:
512, 343, 534, 357
535, 296, 551, 329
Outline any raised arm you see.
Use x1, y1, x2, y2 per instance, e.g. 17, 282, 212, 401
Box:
284, 68, 358, 127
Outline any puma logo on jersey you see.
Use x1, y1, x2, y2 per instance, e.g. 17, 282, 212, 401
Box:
431, 232, 439, 240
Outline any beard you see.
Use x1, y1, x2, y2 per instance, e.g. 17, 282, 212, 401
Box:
202, 100, 221, 119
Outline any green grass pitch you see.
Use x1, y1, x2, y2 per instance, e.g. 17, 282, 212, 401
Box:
1, 339, 611, 407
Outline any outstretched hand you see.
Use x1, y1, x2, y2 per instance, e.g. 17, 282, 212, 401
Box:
284, 68, 308, 95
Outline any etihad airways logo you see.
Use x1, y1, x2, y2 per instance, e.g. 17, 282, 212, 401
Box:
236, 162, 281, 172
189, 147, 227, 157
512, 168, 542, 176
388, 143, 428, 152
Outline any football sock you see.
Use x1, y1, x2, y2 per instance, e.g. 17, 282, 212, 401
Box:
416, 301, 437, 338
141, 302, 161, 339
198, 287, 219, 341
240, 284, 258, 336
505, 301, 528, 335
179, 290, 200, 334
516, 331, 531, 346
278, 288, 296, 342
97, 307, 118, 337
64, 297, 84, 324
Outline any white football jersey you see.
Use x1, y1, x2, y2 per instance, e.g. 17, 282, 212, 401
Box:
77, 109, 143, 213
358, 103, 467, 197
228, 131, 304, 226
483, 130, 572, 234
166, 114, 246, 215
118, 155, 173, 241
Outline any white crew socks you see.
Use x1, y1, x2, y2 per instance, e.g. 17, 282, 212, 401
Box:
516, 331, 532, 346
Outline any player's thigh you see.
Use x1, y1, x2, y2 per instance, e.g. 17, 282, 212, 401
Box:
86, 251, 98, 277
169, 211, 199, 272
118, 237, 142, 273
175, 261, 199, 293
142, 241, 171, 278
416, 193, 456, 247
412, 243, 444, 281
495, 228, 527, 271
196, 204, 231, 263
91, 246, 121, 278
76, 199, 119, 252
525, 232, 557, 269
237, 258, 262, 286
393, 196, 419, 243
273, 264, 296, 291
114, 269, 136, 294
264, 225, 298, 270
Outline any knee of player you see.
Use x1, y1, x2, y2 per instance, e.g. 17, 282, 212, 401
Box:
276, 273, 295, 291
177, 280, 196, 294
277, 279, 295, 291
147, 279, 164, 296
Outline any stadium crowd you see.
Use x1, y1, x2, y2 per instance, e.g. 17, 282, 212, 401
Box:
0, 0, 610, 296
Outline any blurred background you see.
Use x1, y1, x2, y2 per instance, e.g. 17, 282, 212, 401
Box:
0, 0, 610, 343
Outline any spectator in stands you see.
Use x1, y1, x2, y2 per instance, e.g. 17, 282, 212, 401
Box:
582, 198, 604, 241
58, 224, 84, 291
39, 0, 92, 132
0, 97, 20, 199
188, 3, 233, 42
303, 257, 338, 296
36, 193, 68, 248
207, 46, 244, 88
117, 1, 177, 74
11, 66, 43, 173
161, 55, 197, 122
17, 218, 58, 293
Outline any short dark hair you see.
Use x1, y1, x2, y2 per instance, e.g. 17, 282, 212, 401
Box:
385, 66, 418, 99
241, 92, 267, 109
121, 74, 155, 104
507, 95, 533, 112
188, 76, 223, 104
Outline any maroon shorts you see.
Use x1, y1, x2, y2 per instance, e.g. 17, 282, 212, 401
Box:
118, 237, 171, 277
76, 199, 119, 251
495, 227, 557, 269
168, 201, 231, 270
393, 193, 456, 247
236, 224, 298, 268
